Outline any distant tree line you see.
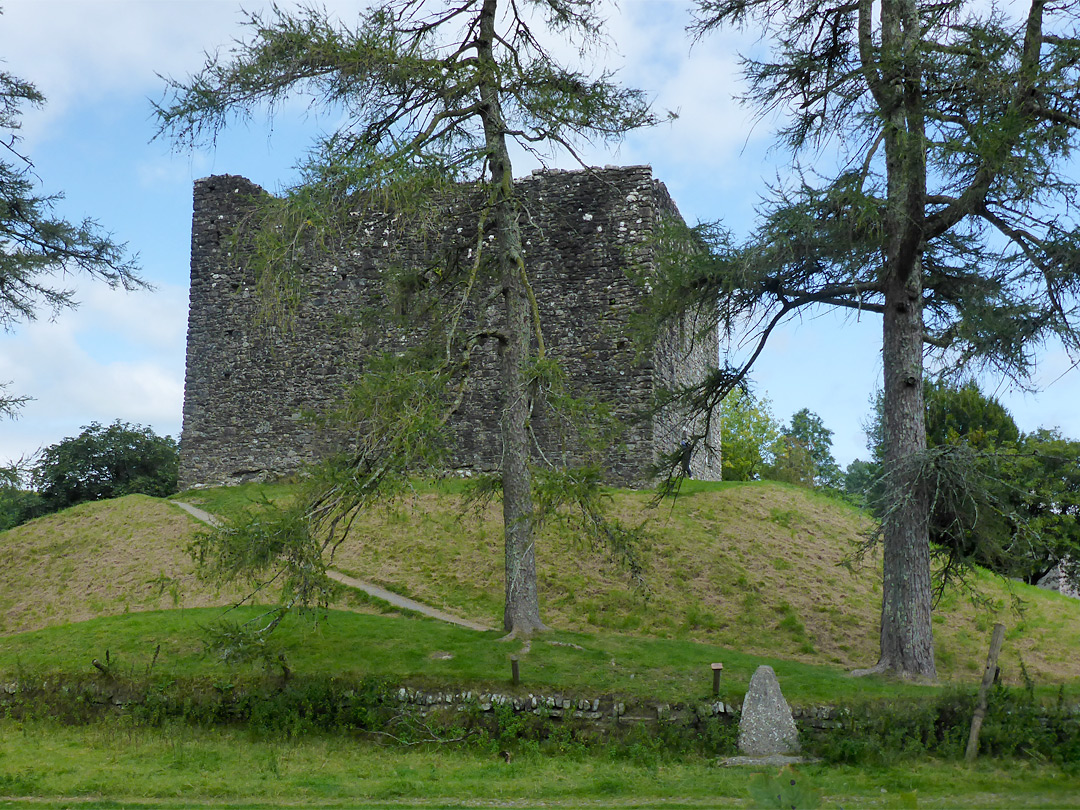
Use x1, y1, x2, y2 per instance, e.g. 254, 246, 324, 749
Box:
846, 381, 1080, 591
717, 388, 843, 490
0, 420, 178, 531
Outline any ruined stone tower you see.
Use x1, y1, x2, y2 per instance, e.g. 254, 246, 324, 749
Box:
179, 166, 720, 489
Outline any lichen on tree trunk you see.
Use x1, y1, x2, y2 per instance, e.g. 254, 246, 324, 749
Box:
863, 0, 937, 680
495, 187, 545, 635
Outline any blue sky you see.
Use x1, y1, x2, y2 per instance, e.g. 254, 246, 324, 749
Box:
1, 0, 1078, 471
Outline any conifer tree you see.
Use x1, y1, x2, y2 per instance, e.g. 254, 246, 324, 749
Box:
155, 0, 656, 635
656, 0, 1080, 677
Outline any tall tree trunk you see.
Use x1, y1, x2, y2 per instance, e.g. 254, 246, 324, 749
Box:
856, 0, 937, 679
877, 264, 937, 678
478, 0, 545, 635
496, 203, 544, 634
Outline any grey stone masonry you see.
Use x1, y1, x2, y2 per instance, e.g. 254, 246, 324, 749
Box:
179, 166, 721, 489
737, 665, 801, 756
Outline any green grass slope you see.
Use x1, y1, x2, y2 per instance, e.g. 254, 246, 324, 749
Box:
184, 479, 1080, 685
2, 481, 1077, 686
0, 495, 246, 635
0, 606, 948, 705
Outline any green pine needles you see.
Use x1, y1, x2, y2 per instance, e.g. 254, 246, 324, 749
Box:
156, 0, 659, 634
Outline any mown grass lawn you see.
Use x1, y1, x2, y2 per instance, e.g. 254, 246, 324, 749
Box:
1, 608, 1078, 808
1, 719, 1078, 809
0, 607, 952, 706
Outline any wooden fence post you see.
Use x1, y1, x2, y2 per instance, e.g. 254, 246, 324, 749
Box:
965, 623, 1005, 763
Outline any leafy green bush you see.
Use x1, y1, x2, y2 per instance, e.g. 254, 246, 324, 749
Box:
32, 420, 178, 512
2, 671, 397, 739
808, 692, 970, 764
0, 465, 44, 530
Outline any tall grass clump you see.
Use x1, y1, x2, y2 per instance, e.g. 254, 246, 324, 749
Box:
454, 699, 739, 763
975, 682, 1080, 763
808, 679, 1080, 767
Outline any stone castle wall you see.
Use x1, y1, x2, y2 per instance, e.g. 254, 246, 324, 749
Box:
179, 166, 720, 489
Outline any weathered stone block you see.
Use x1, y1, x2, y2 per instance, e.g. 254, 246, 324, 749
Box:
737, 665, 800, 756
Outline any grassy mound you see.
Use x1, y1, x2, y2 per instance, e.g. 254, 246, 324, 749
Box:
188, 480, 1078, 684
2, 480, 1078, 686
0, 495, 248, 635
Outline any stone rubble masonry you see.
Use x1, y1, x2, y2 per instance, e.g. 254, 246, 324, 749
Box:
180, 165, 721, 489
737, 665, 801, 756
396, 687, 739, 724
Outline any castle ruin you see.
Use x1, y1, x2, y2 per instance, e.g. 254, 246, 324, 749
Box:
179, 165, 720, 489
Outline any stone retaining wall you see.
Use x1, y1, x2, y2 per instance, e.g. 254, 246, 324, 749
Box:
396, 686, 740, 724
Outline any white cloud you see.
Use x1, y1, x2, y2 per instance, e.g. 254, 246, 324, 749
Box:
2, 2, 228, 145
0, 280, 186, 463
4, 2, 247, 94
73, 282, 189, 352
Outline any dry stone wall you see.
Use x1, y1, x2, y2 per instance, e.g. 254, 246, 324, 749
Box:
180, 166, 721, 489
